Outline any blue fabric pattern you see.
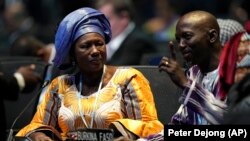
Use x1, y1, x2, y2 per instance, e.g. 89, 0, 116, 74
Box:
53, 7, 112, 69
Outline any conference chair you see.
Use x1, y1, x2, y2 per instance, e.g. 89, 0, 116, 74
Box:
0, 56, 47, 135
131, 65, 181, 124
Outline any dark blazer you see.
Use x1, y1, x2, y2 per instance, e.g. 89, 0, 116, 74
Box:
0, 74, 19, 140
223, 73, 250, 124
106, 27, 157, 65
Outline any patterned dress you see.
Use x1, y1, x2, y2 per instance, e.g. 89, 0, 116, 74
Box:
171, 65, 227, 125
16, 66, 163, 140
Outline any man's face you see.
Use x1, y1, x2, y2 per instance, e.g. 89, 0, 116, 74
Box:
175, 17, 210, 66
98, 3, 123, 38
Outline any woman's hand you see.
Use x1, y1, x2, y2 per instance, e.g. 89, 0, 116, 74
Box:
67, 132, 78, 140
29, 132, 53, 141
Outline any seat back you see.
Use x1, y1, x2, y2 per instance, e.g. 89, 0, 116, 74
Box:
0, 56, 47, 133
1, 61, 180, 131
132, 65, 181, 124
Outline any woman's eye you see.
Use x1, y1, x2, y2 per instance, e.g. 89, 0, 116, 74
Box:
79, 44, 89, 49
95, 42, 104, 47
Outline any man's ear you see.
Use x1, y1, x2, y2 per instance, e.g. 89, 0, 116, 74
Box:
208, 29, 218, 43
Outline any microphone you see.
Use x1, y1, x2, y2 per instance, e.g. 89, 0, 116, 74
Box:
7, 80, 50, 141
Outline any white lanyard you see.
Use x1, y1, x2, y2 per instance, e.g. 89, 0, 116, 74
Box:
77, 65, 106, 128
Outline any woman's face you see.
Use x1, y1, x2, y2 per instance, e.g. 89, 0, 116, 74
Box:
74, 32, 106, 73
235, 67, 250, 83
237, 40, 250, 62
235, 40, 250, 82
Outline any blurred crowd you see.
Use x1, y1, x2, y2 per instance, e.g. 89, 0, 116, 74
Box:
0, 0, 249, 65
0, 0, 250, 140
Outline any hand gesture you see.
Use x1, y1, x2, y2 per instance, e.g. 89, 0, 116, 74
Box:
158, 41, 188, 88
16, 64, 42, 92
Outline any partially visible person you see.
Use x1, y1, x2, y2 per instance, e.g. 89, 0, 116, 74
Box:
16, 7, 163, 141
95, 0, 157, 65
159, 10, 227, 125
217, 18, 245, 47
9, 34, 78, 106
10, 35, 55, 64
220, 31, 250, 124
229, 0, 249, 25
143, 0, 179, 42
234, 32, 250, 82
1, 1, 37, 48
9, 34, 59, 105
223, 72, 250, 124
0, 64, 41, 140
217, 19, 247, 100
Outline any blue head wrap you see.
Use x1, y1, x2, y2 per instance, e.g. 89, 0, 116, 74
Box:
53, 7, 112, 69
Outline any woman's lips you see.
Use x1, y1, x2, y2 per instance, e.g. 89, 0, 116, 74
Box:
89, 59, 102, 65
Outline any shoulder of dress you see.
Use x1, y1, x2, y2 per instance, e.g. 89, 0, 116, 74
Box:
112, 66, 141, 82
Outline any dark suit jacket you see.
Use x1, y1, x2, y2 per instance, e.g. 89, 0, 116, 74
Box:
223, 73, 250, 124
106, 27, 157, 65
0, 74, 19, 140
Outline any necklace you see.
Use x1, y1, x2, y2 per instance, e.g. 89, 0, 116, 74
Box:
77, 65, 106, 128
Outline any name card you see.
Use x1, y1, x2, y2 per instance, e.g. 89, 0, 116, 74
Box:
67, 128, 114, 141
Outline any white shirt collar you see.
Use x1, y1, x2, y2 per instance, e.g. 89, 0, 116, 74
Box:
106, 22, 135, 60
46, 43, 56, 64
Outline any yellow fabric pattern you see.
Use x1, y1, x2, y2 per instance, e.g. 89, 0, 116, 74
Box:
16, 67, 163, 140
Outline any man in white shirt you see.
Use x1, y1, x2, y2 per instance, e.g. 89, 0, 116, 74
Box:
96, 0, 157, 65
0, 64, 41, 140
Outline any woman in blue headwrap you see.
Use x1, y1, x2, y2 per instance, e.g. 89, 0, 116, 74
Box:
16, 7, 163, 140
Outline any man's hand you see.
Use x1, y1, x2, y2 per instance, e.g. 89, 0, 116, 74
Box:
158, 41, 188, 88
16, 64, 42, 93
